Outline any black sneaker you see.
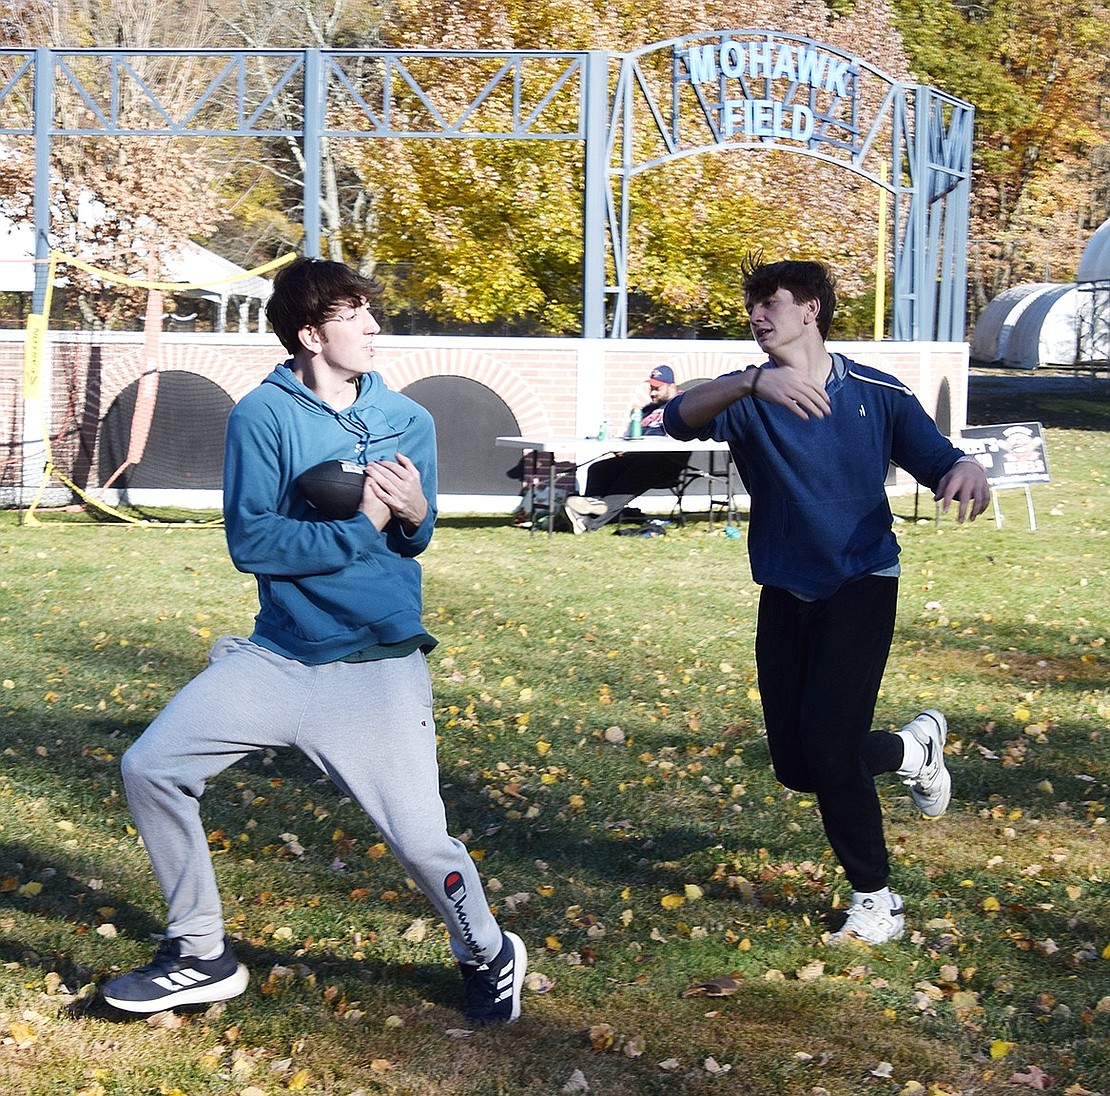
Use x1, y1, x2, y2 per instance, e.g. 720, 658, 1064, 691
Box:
459, 931, 526, 1025
101, 937, 249, 1013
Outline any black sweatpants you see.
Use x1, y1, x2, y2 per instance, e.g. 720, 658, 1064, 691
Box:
584, 452, 688, 499
755, 576, 903, 893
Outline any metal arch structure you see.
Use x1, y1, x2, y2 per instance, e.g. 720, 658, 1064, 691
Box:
604, 32, 974, 340
2, 46, 608, 327
2, 40, 972, 341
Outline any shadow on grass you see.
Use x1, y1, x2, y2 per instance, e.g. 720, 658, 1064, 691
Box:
967, 370, 1110, 432
435, 514, 522, 531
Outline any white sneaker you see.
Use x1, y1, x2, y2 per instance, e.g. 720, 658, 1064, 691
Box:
564, 496, 607, 535
828, 892, 906, 946
563, 503, 586, 534
900, 709, 951, 817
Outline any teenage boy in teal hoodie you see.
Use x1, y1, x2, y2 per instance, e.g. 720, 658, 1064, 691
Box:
664, 258, 990, 945
102, 258, 526, 1024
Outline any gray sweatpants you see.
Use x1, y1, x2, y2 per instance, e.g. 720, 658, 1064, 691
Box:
120, 635, 501, 965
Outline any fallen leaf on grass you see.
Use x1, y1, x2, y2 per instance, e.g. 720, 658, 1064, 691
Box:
562, 1069, 590, 1093
524, 971, 555, 993
1009, 1065, 1054, 1089
795, 960, 825, 982
146, 1011, 185, 1029
681, 974, 741, 998
8, 1020, 36, 1047
401, 917, 427, 943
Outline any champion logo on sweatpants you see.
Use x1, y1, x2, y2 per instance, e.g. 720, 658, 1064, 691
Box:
444, 871, 465, 901
444, 871, 483, 961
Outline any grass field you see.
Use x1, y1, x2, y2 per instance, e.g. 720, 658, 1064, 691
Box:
0, 377, 1107, 1095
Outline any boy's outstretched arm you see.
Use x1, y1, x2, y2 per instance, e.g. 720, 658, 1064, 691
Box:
934, 459, 991, 523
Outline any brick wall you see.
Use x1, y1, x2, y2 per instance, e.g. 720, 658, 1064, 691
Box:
0, 330, 969, 508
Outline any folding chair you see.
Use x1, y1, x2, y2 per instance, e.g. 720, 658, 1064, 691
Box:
664, 451, 737, 530
514, 450, 577, 533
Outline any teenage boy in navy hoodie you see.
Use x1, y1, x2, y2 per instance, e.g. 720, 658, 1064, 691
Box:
663, 258, 990, 945
102, 257, 526, 1022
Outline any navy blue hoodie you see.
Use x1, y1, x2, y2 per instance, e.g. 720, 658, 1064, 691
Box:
223, 363, 437, 663
663, 357, 963, 599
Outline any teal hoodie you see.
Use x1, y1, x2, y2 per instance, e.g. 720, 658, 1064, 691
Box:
222, 363, 438, 664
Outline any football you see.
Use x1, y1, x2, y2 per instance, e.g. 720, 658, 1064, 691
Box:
297, 459, 366, 519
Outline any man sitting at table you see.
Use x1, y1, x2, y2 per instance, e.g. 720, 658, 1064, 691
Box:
563, 366, 687, 534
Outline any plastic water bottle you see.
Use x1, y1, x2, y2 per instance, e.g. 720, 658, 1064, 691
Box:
628, 406, 643, 438
598, 419, 609, 440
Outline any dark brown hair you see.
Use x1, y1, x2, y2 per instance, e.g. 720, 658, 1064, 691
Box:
741, 257, 837, 339
266, 257, 382, 354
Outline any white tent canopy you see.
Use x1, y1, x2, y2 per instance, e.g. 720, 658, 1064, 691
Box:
0, 216, 36, 292
970, 282, 1078, 370
160, 242, 273, 333
1004, 285, 1078, 369
970, 282, 1057, 365
0, 212, 272, 331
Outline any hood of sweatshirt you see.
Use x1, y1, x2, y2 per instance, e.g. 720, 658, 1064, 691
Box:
261, 363, 420, 470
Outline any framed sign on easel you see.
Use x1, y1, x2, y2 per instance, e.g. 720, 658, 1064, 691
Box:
951, 422, 1051, 530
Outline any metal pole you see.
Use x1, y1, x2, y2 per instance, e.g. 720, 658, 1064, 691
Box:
32, 48, 53, 314
911, 86, 932, 341
20, 49, 56, 506
302, 50, 324, 258
581, 51, 609, 339
873, 162, 888, 340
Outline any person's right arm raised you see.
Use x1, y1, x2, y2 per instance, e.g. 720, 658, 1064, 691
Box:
673, 365, 832, 429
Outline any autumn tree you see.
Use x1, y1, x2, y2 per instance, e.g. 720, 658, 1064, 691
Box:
893, 0, 1110, 315
5, 0, 227, 327
363, 0, 914, 336
200, 0, 389, 269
